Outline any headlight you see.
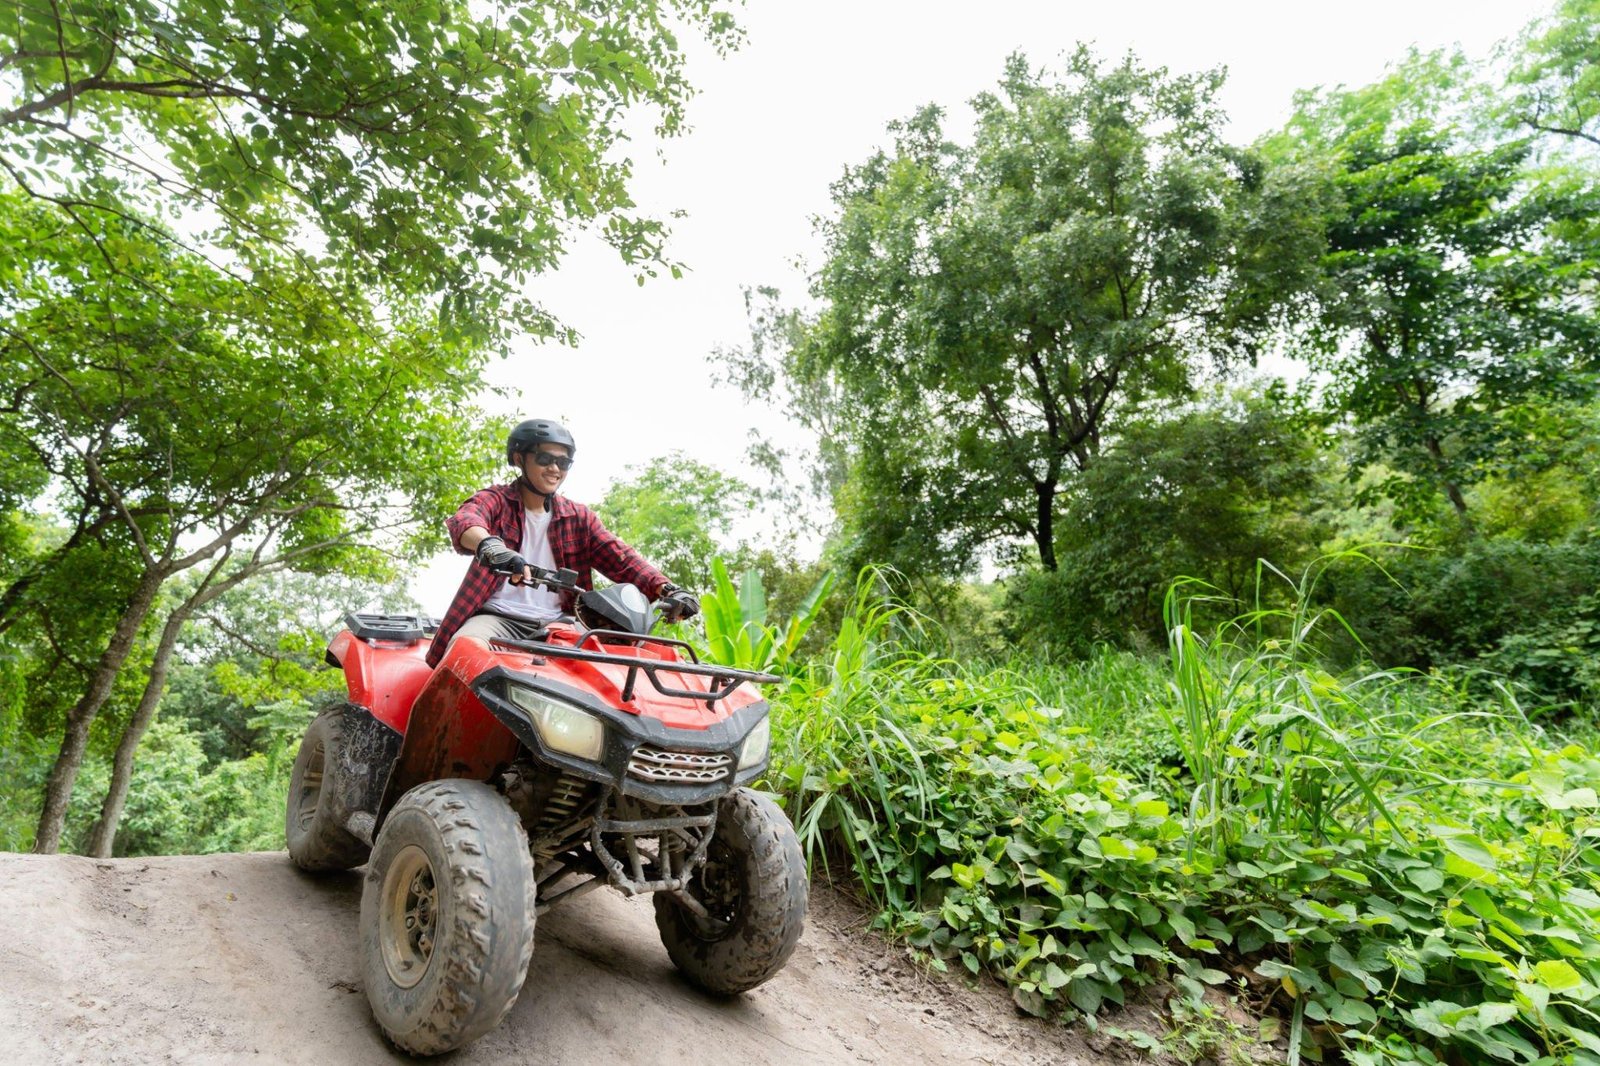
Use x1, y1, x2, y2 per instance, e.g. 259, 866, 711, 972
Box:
737, 717, 770, 771
507, 685, 605, 761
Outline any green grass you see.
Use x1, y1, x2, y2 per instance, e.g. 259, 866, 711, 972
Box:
754, 561, 1600, 1066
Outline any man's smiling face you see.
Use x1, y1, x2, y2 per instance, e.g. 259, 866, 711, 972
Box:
521, 443, 571, 497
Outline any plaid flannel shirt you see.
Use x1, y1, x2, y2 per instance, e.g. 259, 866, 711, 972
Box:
426, 482, 670, 666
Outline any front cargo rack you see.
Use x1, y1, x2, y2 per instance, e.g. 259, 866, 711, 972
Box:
489, 631, 780, 709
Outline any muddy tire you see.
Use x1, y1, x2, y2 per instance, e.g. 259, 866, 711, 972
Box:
359, 780, 536, 1056
285, 707, 369, 871
654, 787, 808, 994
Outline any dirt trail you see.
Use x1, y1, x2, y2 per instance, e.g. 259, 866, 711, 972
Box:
0, 852, 1114, 1065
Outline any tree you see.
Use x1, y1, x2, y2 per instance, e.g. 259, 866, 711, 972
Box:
1008, 385, 1331, 651
89, 566, 405, 855
0, 189, 493, 851
1268, 53, 1600, 528
593, 453, 758, 591
724, 50, 1322, 580
1506, 0, 1600, 150
0, 0, 740, 344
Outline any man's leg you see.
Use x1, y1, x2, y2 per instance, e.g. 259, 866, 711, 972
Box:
449, 613, 544, 650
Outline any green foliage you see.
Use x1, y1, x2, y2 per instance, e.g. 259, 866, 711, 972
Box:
0, 707, 299, 856
722, 48, 1323, 580
0, 185, 496, 554
593, 454, 760, 591
0, 0, 740, 344
1505, 0, 1600, 150
1481, 592, 1600, 709
165, 569, 397, 762
1159, 561, 1600, 1064
1268, 50, 1600, 527
763, 564, 1600, 1064
699, 558, 834, 672
1005, 386, 1333, 653
1320, 537, 1600, 707
0, 563, 402, 852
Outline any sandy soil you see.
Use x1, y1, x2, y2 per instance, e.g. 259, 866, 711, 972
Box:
0, 852, 1122, 1065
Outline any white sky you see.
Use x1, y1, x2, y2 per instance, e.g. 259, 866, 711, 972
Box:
411, 0, 1551, 613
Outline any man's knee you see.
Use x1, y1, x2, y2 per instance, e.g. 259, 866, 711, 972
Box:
450, 613, 541, 650
450, 613, 513, 646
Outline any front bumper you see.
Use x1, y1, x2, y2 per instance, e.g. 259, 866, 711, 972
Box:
471, 667, 769, 805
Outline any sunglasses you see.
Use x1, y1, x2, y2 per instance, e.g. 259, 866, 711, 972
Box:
531, 451, 573, 471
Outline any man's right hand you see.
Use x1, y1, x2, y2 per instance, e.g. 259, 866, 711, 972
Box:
475, 535, 531, 582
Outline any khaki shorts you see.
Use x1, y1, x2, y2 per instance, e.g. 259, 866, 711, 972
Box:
449, 612, 551, 649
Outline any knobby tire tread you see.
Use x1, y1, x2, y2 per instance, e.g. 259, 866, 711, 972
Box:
654, 787, 808, 995
361, 780, 537, 1056
285, 706, 370, 872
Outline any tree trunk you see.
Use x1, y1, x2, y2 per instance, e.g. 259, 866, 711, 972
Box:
1034, 481, 1058, 571
32, 566, 165, 854
85, 552, 251, 857
1424, 435, 1472, 527
86, 603, 191, 857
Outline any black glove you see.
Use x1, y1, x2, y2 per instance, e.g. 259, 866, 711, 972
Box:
475, 535, 529, 579
659, 583, 700, 621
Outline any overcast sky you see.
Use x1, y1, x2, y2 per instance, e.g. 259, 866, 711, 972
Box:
411, 0, 1552, 612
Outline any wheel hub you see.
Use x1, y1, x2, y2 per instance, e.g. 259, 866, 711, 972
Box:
685, 841, 741, 936
380, 845, 438, 988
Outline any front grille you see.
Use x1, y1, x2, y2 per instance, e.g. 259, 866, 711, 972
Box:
627, 745, 732, 784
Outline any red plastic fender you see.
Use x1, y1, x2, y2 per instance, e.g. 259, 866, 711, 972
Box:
326, 630, 436, 735
379, 636, 522, 810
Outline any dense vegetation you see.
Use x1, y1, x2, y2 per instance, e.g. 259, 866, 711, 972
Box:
755, 564, 1600, 1064
3, 1, 1599, 1063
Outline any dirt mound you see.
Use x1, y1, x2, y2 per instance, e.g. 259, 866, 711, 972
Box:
0, 852, 1111, 1064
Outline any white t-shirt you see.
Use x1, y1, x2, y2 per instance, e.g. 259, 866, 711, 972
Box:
482, 508, 564, 623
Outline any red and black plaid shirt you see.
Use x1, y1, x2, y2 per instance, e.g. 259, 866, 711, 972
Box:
426, 483, 670, 666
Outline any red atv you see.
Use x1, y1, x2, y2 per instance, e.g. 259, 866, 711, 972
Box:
284, 570, 808, 1055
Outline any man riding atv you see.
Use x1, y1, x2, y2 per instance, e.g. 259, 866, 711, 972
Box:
431, 418, 701, 661
286, 417, 807, 1055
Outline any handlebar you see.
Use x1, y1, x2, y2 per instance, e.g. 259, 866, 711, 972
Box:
490, 561, 580, 592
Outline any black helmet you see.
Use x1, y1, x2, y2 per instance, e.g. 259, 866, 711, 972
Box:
506, 419, 576, 466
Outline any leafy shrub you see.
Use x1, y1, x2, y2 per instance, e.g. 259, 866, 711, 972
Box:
1482, 593, 1600, 708
764, 561, 1600, 1064
699, 558, 834, 672
1321, 537, 1600, 707
1004, 388, 1332, 657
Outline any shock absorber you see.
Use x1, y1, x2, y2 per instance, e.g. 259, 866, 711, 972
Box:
533, 773, 590, 838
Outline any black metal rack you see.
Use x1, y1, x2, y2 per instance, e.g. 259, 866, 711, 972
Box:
489, 633, 780, 709
346, 612, 438, 644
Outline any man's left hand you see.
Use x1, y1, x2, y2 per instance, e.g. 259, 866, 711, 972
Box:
659, 584, 700, 621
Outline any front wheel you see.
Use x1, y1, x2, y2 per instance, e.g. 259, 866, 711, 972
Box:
653, 787, 808, 994
360, 780, 537, 1056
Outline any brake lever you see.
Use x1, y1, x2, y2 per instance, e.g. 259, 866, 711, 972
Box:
530, 565, 579, 591
490, 562, 578, 593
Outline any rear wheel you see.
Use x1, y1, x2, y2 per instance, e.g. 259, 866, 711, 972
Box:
653, 787, 808, 994
285, 707, 369, 871
360, 780, 537, 1056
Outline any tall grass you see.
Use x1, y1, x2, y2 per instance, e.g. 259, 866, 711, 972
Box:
758, 560, 1600, 1066
699, 558, 834, 672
